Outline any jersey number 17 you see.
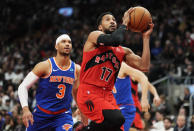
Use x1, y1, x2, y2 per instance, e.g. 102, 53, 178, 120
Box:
100, 67, 113, 82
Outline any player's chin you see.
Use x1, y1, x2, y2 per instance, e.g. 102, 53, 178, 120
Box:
109, 28, 116, 32
61, 52, 70, 56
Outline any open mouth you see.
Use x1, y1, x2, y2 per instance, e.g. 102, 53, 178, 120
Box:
110, 25, 116, 29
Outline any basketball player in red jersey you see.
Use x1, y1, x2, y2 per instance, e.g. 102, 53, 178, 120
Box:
76, 8, 154, 131
130, 81, 160, 131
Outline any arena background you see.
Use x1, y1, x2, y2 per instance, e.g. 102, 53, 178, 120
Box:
0, 0, 194, 130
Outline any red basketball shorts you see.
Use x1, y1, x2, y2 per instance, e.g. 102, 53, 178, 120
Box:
77, 83, 119, 124
131, 101, 143, 129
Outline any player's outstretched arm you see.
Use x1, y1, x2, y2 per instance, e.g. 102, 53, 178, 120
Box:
121, 62, 148, 85
120, 62, 150, 112
84, 9, 135, 52
148, 83, 161, 107
17, 60, 50, 127
140, 22, 154, 69
123, 23, 154, 72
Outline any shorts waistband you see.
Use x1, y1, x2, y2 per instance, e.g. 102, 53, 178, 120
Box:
79, 83, 112, 92
37, 105, 67, 115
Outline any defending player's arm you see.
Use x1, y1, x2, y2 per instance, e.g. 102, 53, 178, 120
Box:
17, 60, 49, 127
121, 62, 150, 112
123, 23, 154, 72
148, 83, 161, 107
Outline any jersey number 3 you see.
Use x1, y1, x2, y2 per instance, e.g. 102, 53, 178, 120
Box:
100, 67, 113, 82
56, 84, 66, 99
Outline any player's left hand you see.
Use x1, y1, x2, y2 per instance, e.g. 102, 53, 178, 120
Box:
141, 99, 150, 112
76, 108, 88, 126
142, 21, 154, 38
122, 7, 135, 26
153, 96, 161, 107
22, 106, 34, 128
80, 112, 88, 126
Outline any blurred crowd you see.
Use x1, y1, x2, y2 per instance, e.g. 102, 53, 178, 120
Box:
0, 0, 194, 130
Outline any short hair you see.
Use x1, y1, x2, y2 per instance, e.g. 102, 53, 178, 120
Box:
164, 117, 172, 123
96, 12, 114, 27
156, 109, 165, 116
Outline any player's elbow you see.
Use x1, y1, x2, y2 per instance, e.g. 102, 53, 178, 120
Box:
137, 65, 150, 72
136, 70, 148, 82
141, 67, 149, 72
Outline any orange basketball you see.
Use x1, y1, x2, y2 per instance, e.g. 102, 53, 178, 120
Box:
128, 6, 152, 32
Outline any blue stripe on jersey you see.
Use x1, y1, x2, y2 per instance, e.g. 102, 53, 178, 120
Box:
113, 76, 134, 105
36, 57, 75, 112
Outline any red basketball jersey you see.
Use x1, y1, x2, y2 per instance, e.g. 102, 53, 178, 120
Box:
80, 46, 125, 91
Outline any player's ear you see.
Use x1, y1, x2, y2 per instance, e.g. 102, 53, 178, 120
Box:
55, 44, 58, 50
98, 25, 103, 31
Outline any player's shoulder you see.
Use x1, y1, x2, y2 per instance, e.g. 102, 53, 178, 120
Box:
89, 30, 104, 36
71, 60, 80, 71
88, 30, 104, 40
75, 63, 81, 70
74, 63, 81, 79
84, 30, 105, 51
32, 59, 51, 77
34, 59, 50, 70
38, 59, 50, 66
71, 60, 80, 68
74, 63, 81, 74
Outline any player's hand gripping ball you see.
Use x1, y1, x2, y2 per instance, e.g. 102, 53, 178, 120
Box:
128, 6, 152, 32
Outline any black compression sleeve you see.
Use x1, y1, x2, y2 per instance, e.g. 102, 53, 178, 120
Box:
97, 25, 127, 46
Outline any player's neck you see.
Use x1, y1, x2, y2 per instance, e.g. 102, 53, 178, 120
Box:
54, 55, 71, 69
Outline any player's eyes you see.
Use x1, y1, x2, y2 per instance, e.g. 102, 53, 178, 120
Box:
61, 40, 71, 44
106, 18, 110, 21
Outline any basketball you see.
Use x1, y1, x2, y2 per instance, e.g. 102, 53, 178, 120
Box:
128, 6, 152, 32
